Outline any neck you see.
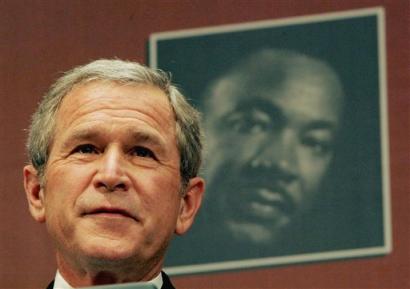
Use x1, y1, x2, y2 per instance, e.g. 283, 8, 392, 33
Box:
56, 252, 163, 287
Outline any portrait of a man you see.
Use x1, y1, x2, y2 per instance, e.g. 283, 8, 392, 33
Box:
151, 9, 389, 273
23, 59, 205, 288
201, 49, 344, 250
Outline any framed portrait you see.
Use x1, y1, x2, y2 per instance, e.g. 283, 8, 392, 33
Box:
149, 7, 391, 275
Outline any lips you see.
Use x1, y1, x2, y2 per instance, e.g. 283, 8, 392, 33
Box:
227, 184, 295, 222
258, 188, 294, 212
83, 206, 137, 221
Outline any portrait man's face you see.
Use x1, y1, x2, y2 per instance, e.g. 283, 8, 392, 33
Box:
204, 58, 343, 244
24, 81, 203, 271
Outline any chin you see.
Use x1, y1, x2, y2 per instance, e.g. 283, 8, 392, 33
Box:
80, 240, 139, 263
226, 221, 284, 245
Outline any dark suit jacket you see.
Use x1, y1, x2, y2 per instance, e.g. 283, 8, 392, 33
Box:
46, 271, 175, 289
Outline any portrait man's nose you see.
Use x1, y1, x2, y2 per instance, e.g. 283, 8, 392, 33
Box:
22, 59, 205, 288
249, 129, 299, 182
93, 146, 130, 192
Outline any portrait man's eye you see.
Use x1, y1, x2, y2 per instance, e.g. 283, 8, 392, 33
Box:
71, 144, 99, 155
301, 133, 334, 156
225, 109, 273, 134
22, 58, 206, 288
130, 146, 156, 159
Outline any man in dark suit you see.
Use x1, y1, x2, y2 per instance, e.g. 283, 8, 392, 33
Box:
45, 271, 176, 289
24, 59, 205, 288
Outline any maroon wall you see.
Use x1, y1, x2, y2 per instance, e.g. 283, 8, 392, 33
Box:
1, 1, 408, 288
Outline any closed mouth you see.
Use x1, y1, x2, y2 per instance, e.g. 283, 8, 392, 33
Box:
84, 207, 137, 221
227, 185, 295, 222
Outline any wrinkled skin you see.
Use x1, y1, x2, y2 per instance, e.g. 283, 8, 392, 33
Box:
24, 81, 204, 285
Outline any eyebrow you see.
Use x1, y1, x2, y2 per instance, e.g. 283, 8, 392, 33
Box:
61, 126, 166, 150
61, 129, 100, 150
234, 98, 281, 117
230, 98, 285, 124
233, 98, 339, 131
127, 129, 166, 148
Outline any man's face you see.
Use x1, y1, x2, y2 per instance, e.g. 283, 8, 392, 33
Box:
27, 81, 193, 269
205, 66, 343, 244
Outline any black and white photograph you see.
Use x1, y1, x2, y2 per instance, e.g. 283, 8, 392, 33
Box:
149, 8, 390, 274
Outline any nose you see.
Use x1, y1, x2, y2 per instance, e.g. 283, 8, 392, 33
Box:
93, 146, 131, 192
250, 129, 298, 181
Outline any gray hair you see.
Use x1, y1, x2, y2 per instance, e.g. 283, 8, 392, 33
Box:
27, 59, 203, 186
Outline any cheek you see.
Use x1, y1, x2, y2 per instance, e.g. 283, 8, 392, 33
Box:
137, 170, 181, 210
206, 134, 268, 187
137, 173, 182, 242
223, 134, 265, 163
298, 150, 332, 194
44, 165, 92, 218
42, 174, 78, 247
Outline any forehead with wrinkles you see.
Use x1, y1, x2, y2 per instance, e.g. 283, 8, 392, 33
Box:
205, 53, 344, 122
51, 81, 177, 148
59, 81, 172, 124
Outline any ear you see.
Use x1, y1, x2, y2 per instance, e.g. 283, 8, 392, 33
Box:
175, 177, 205, 235
23, 165, 46, 223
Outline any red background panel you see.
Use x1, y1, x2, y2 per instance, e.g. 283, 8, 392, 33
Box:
0, 1, 408, 288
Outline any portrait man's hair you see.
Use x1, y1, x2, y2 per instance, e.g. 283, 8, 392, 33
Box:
201, 49, 344, 247
23, 59, 206, 287
27, 59, 203, 187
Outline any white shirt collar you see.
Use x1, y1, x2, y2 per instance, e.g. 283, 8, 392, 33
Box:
54, 271, 72, 289
54, 270, 163, 289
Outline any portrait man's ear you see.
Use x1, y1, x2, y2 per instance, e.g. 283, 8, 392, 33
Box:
23, 165, 46, 223
175, 177, 205, 236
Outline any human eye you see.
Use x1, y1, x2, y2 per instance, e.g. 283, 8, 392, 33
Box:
71, 144, 99, 155
130, 146, 156, 159
225, 108, 272, 134
301, 134, 334, 156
